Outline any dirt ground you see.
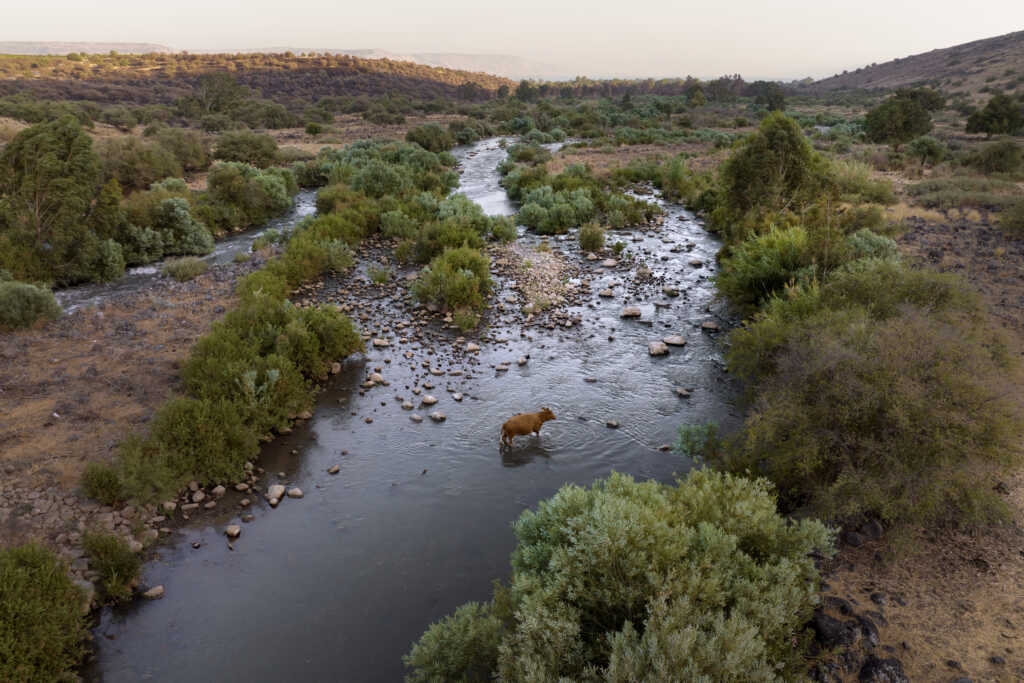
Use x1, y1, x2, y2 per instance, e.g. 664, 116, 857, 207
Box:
269, 112, 464, 155
0, 271, 239, 501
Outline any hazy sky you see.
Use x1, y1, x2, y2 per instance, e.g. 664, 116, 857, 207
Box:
6, 0, 1024, 79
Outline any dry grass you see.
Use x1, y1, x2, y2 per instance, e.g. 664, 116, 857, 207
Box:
0, 272, 237, 495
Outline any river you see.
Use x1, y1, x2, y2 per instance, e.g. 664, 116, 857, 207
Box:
83, 138, 740, 682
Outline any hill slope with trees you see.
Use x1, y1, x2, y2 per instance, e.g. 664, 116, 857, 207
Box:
811, 30, 1024, 100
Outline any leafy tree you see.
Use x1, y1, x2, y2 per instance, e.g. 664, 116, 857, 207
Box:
213, 131, 279, 168
864, 96, 932, 150
750, 81, 786, 111
716, 112, 822, 229
514, 80, 538, 102
966, 92, 1023, 137
905, 135, 947, 166
894, 87, 946, 111
496, 84, 510, 99
688, 87, 706, 107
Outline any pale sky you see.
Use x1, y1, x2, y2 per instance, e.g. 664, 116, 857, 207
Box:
6, 0, 1024, 79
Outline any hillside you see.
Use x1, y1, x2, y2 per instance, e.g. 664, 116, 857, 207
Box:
0, 41, 170, 54
811, 30, 1024, 100
0, 51, 514, 106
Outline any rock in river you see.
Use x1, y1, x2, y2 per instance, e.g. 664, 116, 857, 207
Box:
701, 321, 720, 332
287, 488, 304, 499
430, 411, 446, 423
372, 338, 390, 347
143, 585, 165, 600
225, 525, 241, 539
648, 341, 669, 356
620, 306, 642, 318
267, 484, 286, 501
663, 335, 686, 346
421, 395, 438, 405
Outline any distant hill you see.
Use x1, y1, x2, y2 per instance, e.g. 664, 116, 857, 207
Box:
811, 30, 1024, 100
191, 47, 560, 80
0, 51, 515, 106
0, 41, 170, 55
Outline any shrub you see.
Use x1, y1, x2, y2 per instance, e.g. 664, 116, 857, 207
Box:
147, 397, 261, 484
162, 256, 209, 281
490, 216, 517, 242
213, 130, 278, 167
578, 222, 605, 251
81, 462, 125, 506
966, 92, 1023, 136
412, 247, 492, 323
97, 136, 183, 192
81, 531, 140, 603
716, 226, 813, 311
151, 198, 214, 255
236, 269, 290, 301
725, 306, 1019, 527
405, 470, 834, 682
830, 159, 896, 205
0, 544, 87, 683
405, 123, 455, 152
1001, 198, 1024, 237
305, 121, 323, 136
0, 281, 61, 330
368, 265, 391, 284
969, 141, 1022, 174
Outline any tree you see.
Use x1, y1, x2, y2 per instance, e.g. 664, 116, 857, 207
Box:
749, 81, 786, 111
0, 116, 111, 282
966, 92, 1023, 137
894, 87, 946, 112
864, 96, 932, 150
688, 87, 706, 107
496, 84, 510, 99
514, 80, 538, 102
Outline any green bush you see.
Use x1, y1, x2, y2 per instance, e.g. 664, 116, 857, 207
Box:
0, 544, 87, 683
368, 265, 391, 284
151, 198, 214, 255
725, 304, 1019, 527
405, 123, 455, 152
578, 222, 605, 251
490, 216, 517, 242
0, 281, 61, 330
406, 470, 834, 682
864, 96, 932, 149
969, 141, 1022, 174
905, 135, 947, 166
236, 268, 290, 301
305, 121, 323, 136
716, 226, 814, 311
162, 256, 209, 281
81, 531, 140, 603
96, 136, 182, 192
148, 397, 261, 484
81, 462, 125, 506
213, 130, 278, 168
413, 247, 492, 326
1001, 198, 1024, 237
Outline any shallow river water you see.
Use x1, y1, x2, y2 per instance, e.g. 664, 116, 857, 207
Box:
84, 139, 741, 682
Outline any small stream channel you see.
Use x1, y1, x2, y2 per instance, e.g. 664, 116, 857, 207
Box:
84, 139, 742, 682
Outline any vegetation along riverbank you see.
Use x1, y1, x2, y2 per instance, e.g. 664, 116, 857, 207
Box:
1, 41, 1023, 681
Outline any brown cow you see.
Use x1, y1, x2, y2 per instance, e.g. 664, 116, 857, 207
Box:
501, 407, 556, 447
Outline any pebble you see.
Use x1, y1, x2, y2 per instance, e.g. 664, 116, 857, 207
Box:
225, 525, 241, 539
422, 395, 438, 405
211, 485, 226, 497
287, 488, 304, 499
372, 338, 390, 347
430, 411, 447, 423
267, 484, 286, 500
606, 420, 620, 428
453, 393, 463, 401
701, 320, 720, 332
410, 414, 424, 423
466, 342, 480, 352
663, 335, 686, 346
517, 356, 528, 366
328, 465, 340, 474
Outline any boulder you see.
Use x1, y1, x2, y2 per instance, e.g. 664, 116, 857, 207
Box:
663, 335, 687, 346
142, 585, 164, 600
287, 488, 304, 499
225, 525, 241, 539
267, 484, 286, 501
430, 411, 446, 423
620, 306, 642, 318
